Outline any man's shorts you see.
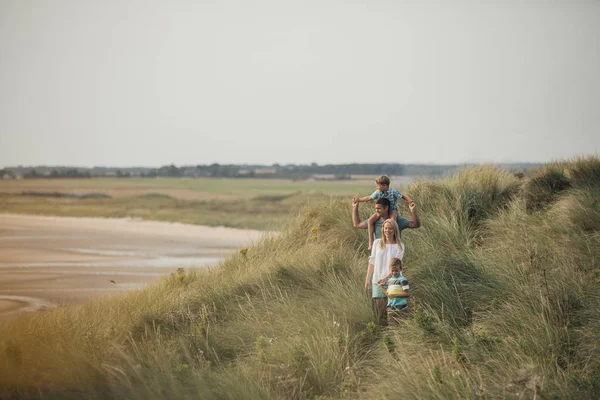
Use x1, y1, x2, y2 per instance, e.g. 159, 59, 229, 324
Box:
372, 282, 386, 298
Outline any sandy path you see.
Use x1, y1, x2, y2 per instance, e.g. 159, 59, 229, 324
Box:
0, 214, 267, 319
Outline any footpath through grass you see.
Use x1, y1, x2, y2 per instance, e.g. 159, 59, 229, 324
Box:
1, 156, 599, 399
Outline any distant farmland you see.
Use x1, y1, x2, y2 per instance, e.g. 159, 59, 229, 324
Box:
0, 177, 385, 230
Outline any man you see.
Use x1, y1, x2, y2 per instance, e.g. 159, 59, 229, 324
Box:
352, 197, 420, 240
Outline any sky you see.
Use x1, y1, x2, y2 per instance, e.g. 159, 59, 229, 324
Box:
1, 0, 599, 167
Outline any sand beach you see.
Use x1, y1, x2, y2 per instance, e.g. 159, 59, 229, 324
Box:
0, 214, 265, 319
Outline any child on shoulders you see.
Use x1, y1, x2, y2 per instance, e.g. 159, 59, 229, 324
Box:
353, 175, 413, 249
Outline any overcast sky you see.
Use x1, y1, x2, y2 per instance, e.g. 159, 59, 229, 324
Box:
1, 1, 599, 167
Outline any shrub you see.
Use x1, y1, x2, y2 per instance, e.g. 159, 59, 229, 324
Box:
524, 165, 572, 212
552, 187, 600, 233
409, 166, 520, 231
567, 155, 600, 187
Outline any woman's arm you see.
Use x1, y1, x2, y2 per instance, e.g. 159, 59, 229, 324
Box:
368, 240, 379, 264
366, 241, 381, 291
364, 264, 374, 292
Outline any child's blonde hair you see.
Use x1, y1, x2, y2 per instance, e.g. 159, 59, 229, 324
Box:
375, 175, 390, 186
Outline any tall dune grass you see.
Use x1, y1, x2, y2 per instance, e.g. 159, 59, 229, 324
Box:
1, 157, 599, 399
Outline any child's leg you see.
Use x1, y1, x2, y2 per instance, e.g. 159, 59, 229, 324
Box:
367, 212, 379, 250
390, 210, 399, 222
386, 310, 399, 326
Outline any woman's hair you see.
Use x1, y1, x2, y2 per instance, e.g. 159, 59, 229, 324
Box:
380, 218, 401, 249
389, 258, 402, 269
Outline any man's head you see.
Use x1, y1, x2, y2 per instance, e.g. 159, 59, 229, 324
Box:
375, 175, 390, 192
390, 258, 402, 277
374, 198, 391, 218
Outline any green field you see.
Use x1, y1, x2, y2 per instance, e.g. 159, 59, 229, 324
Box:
0, 177, 375, 198
0, 178, 376, 230
1, 156, 599, 399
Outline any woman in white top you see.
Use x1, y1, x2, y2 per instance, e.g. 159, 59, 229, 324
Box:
364, 218, 404, 324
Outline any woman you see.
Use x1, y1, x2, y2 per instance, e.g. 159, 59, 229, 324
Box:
364, 218, 404, 324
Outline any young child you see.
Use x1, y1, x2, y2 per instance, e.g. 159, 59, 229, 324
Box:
353, 175, 413, 250
377, 258, 410, 326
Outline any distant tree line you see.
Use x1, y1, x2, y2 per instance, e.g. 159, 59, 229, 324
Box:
4, 162, 542, 180
140, 163, 420, 178
23, 168, 91, 179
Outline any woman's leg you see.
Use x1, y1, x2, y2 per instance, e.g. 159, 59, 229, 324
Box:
375, 298, 388, 326
372, 283, 388, 326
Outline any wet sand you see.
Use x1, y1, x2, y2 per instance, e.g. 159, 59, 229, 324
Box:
0, 214, 266, 319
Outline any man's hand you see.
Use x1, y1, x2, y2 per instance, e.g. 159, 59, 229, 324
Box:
408, 200, 416, 213
364, 281, 370, 292
406, 200, 421, 229
353, 198, 359, 206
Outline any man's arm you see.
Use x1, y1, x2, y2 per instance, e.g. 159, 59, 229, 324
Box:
352, 200, 368, 229
406, 200, 421, 229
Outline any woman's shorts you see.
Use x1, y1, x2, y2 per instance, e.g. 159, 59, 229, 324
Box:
372, 282, 386, 298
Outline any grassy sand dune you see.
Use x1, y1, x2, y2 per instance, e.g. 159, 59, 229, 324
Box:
1, 157, 599, 399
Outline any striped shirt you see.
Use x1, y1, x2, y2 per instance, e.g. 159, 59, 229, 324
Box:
383, 274, 409, 309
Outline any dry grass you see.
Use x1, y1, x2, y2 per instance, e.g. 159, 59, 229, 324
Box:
1, 157, 599, 399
